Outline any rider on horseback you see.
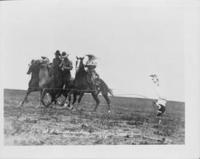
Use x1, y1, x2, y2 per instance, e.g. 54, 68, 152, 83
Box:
51, 50, 62, 77
60, 52, 73, 89
85, 54, 100, 91
60, 52, 73, 71
53, 50, 62, 68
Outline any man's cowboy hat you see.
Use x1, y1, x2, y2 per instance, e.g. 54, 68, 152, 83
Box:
149, 74, 157, 77
61, 52, 69, 57
41, 56, 47, 59
86, 54, 96, 60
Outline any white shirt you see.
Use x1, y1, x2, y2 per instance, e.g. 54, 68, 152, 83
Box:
156, 98, 167, 107
86, 60, 97, 66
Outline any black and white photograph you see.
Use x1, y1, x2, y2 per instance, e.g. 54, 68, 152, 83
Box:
0, 0, 199, 158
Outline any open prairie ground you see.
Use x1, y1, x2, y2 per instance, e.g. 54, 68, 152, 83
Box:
4, 89, 184, 145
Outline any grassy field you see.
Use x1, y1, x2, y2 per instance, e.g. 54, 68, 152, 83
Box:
4, 89, 185, 145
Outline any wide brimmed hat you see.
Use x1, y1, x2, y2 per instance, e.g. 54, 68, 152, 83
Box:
41, 56, 47, 59
86, 54, 96, 60
149, 74, 157, 77
61, 52, 69, 57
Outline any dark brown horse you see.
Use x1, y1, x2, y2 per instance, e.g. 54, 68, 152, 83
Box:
19, 60, 43, 107
19, 60, 65, 107
65, 56, 113, 113
40, 63, 65, 107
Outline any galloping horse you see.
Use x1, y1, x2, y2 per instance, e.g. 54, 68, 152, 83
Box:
19, 60, 42, 107
66, 56, 113, 112
39, 63, 65, 107
20, 60, 65, 107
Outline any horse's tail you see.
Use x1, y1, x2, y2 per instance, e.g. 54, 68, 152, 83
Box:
98, 78, 114, 96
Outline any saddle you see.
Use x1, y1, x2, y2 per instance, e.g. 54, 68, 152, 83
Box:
87, 71, 100, 89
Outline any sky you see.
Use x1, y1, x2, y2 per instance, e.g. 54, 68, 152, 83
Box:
0, 0, 185, 101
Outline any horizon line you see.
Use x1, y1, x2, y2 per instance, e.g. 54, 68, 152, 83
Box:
3, 88, 185, 103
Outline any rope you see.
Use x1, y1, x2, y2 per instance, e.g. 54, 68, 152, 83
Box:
111, 93, 149, 98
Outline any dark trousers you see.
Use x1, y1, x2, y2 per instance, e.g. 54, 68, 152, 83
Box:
157, 104, 166, 116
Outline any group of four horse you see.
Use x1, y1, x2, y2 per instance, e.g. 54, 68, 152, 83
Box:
20, 50, 113, 113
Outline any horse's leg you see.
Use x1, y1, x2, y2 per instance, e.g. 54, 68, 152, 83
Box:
69, 92, 79, 111
56, 90, 65, 106
52, 91, 57, 105
91, 92, 100, 112
39, 89, 43, 106
65, 92, 70, 106
60, 89, 69, 106
62, 95, 67, 106
54, 89, 63, 105
41, 89, 53, 107
40, 89, 47, 115
73, 92, 84, 111
75, 93, 84, 112
63, 90, 73, 109
78, 93, 84, 104
49, 91, 58, 108
102, 92, 111, 113
40, 89, 46, 106
51, 95, 56, 108
19, 88, 32, 107
72, 92, 77, 105
36, 89, 43, 108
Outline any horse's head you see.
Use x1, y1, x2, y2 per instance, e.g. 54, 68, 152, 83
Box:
27, 60, 40, 74
76, 56, 85, 71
